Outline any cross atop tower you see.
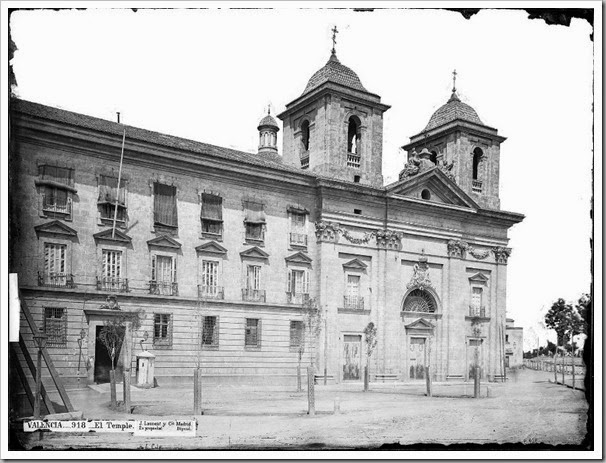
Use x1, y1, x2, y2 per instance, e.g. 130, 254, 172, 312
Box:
331, 25, 339, 54
452, 69, 457, 93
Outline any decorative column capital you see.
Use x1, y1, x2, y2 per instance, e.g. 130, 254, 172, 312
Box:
314, 221, 342, 243
492, 246, 512, 264
447, 239, 469, 259
375, 229, 402, 250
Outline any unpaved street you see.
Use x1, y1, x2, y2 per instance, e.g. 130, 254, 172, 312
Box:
12, 368, 590, 450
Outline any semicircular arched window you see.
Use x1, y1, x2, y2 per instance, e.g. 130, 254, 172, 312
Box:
403, 289, 437, 313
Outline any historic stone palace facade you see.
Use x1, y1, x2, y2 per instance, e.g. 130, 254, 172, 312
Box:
9, 44, 523, 389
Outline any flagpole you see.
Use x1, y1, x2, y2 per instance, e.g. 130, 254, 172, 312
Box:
112, 127, 126, 239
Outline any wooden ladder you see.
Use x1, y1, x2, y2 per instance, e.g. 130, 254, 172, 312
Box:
9, 294, 74, 416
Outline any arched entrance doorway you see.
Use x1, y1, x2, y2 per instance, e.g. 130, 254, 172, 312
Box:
402, 288, 439, 380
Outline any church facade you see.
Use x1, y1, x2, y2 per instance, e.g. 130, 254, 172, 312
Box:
9, 45, 523, 391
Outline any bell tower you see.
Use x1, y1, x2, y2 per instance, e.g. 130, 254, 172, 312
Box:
402, 71, 506, 209
277, 28, 390, 187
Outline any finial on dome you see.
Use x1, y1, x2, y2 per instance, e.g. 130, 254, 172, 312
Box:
331, 25, 339, 55
267, 104, 271, 115
452, 69, 457, 93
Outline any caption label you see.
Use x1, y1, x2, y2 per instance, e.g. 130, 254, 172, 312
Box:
23, 419, 196, 437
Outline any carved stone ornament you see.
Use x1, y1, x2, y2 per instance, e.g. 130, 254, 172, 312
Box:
447, 239, 469, 258
439, 158, 456, 181
376, 229, 403, 250
448, 239, 491, 260
492, 246, 512, 264
407, 252, 432, 291
341, 229, 374, 245
469, 248, 490, 260
314, 221, 343, 243
399, 148, 436, 180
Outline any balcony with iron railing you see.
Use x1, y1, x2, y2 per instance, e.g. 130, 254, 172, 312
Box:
347, 153, 361, 168
472, 180, 483, 193
343, 295, 364, 310
198, 285, 224, 300
469, 305, 487, 318
149, 280, 178, 296
96, 276, 129, 292
242, 288, 266, 302
42, 196, 72, 216
289, 232, 308, 247
286, 292, 310, 305
38, 272, 75, 288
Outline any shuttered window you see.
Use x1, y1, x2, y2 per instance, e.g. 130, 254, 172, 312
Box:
44, 243, 66, 276
98, 175, 127, 222
245, 318, 261, 348
246, 265, 261, 290
287, 269, 309, 294
201, 194, 223, 236
102, 250, 122, 279
153, 182, 178, 228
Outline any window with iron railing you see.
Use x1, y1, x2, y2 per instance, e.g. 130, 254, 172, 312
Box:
245, 318, 261, 348
472, 180, 483, 193
343, 274, 364, 309
37, 166, 75, 219
98, 175, 127, 224
347, 153, 361, 168
287, 269, 309, 304
153, 313, 173, 347
150, 255, 177, 296
40, 243, 74, 288
98, 250, 128, 292
202, 316, 219, 348
469, 305, 487, 317
44, 308, 67, 346
243, 265, 265, 301
289, 211, 307, 247
199, 260, 223, 299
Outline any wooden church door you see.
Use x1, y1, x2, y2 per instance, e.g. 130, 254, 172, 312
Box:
343, 335, 362, 380
409, 337, 427, 380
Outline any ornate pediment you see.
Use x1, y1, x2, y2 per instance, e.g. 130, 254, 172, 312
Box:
468, 272, 489, 284
195, 241, 227, 256
342, 258, 368, 270
387, 168, 479, 209
240, 246, 269, 260
146, 234, 182, 249
93, 228, 132, 244
34, 220, 77, 238
285, 251, 312, 265
404, 318, 435, 331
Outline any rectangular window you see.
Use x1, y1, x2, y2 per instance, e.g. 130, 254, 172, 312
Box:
347, 275, 360, 297
99, 249, 127, 292
245, 318, 261, 348
287, 269, 309, 304
42, 243, 69, 287
471, 287, 483, 308
200, 260, 221, 298
151, 255, 177, 295
38, 166, 74, 218
289, 212, 307, 246
201, 194, 223, 238
202, 316, 218, 347
290, 320, 304, 348
153, 182, 178, 228
98, 175, 127, 222
42, 186, 70, 214
153, 313, 172, 347
44, 308, 67, 346
246, 265, 261, 290
244, 201, 265, 243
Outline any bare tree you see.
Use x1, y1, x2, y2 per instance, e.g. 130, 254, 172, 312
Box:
363, 322, 378, 392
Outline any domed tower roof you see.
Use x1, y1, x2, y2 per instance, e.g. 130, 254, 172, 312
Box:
423, 90, 484, 132
257, 112, 279, 131
301, 51, 368, 96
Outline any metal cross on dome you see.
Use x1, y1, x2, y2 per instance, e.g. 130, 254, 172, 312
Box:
331, 25, 339, 54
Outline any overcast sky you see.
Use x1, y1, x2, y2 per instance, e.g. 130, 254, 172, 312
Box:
8, 6, 595, 349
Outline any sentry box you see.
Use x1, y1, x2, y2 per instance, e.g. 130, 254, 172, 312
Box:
136, 351, 156, 388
